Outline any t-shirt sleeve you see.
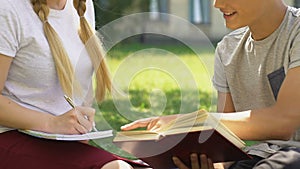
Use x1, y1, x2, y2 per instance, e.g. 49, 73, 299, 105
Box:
0, 1, 20, 57
212, 44, 230, 93
289, 32, 300, 69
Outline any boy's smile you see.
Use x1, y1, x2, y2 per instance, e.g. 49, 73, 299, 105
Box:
221, 10, 237, 22
213, 0, 264, 30
213, 0, 287, 40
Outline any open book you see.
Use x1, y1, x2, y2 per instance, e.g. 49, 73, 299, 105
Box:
113, 110, 251, 169
19, 129, 113, 141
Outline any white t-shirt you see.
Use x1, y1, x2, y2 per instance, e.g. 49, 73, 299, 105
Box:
0, 0, 96, 133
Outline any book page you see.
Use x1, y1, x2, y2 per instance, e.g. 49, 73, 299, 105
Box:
159, 111, 245, 148
114, 130, 163, 141
160, 110, 208, 131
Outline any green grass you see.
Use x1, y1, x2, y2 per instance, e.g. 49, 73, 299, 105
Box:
91, 42, 217, 158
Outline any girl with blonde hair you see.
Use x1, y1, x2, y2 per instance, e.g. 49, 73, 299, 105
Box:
0, 0, 139, 168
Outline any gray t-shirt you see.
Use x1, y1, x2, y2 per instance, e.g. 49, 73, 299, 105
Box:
213, 6, 300, 156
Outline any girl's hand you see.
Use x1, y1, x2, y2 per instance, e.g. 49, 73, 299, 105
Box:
47, 106, 95, 134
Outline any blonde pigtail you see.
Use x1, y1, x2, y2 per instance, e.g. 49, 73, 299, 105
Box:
73, 0, 112, 103
31, 0, 79, 98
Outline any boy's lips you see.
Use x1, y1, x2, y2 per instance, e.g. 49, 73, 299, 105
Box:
224, 12, 236, 16
222, 11, 237, 19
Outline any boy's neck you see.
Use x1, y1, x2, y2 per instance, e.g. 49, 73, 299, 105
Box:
250, 3, 287, 41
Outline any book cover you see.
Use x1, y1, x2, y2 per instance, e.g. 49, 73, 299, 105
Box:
114, 129, 251, 169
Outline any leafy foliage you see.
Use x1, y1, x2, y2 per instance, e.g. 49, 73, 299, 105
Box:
93, 0, 150, 29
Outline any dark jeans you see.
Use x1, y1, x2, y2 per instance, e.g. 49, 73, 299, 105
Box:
229, 147, 300, 169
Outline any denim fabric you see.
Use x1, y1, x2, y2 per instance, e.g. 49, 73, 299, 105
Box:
229, 147, 300, 169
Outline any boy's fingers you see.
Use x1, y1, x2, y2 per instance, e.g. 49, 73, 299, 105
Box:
200, 154, 209, 169
148, 118, 160, 130
121, 118, 153, 130
208, 158, 214, 169
172, 156, 189, 169
190, 153, 200, 169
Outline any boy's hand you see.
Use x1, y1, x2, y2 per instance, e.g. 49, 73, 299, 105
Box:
173, 154, 214, 169
120, 114, 179, 131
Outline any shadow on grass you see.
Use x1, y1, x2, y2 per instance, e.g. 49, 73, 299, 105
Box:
97, 89, 213, 130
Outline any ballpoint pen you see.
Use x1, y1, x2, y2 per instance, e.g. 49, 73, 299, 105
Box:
64, 95, 98, 132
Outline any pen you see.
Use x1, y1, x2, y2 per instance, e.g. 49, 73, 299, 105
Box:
64, 95, 98, 132
64, 95, 75, 108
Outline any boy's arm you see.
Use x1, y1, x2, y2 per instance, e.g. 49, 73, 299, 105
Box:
217, 92, 235, 113
122, 67, 300, 141
220, 66, 300, 141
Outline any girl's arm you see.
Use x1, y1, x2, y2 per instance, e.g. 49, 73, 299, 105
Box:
0, 54, 94, 134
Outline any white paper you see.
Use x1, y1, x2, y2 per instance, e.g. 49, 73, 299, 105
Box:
19, 129, 113, 141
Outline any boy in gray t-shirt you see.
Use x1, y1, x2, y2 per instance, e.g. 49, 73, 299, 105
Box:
122, 0, 300, 168
212, 5, 300, 169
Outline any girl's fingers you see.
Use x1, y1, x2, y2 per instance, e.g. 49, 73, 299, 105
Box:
75, 109, 92, 132
74, 122, 88, 134
68, 107, 94, 132
75, 106, 95, 123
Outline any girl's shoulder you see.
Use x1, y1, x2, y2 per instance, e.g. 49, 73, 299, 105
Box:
1, 0, 31, 16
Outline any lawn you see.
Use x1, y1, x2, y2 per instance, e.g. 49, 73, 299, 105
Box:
91, 42, 217, 158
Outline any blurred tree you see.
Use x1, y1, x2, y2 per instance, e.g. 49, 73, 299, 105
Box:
93, 0, 150, 29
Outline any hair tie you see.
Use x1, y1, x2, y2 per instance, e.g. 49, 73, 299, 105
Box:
80, 15, 85, 18
43, 20, 48, 24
